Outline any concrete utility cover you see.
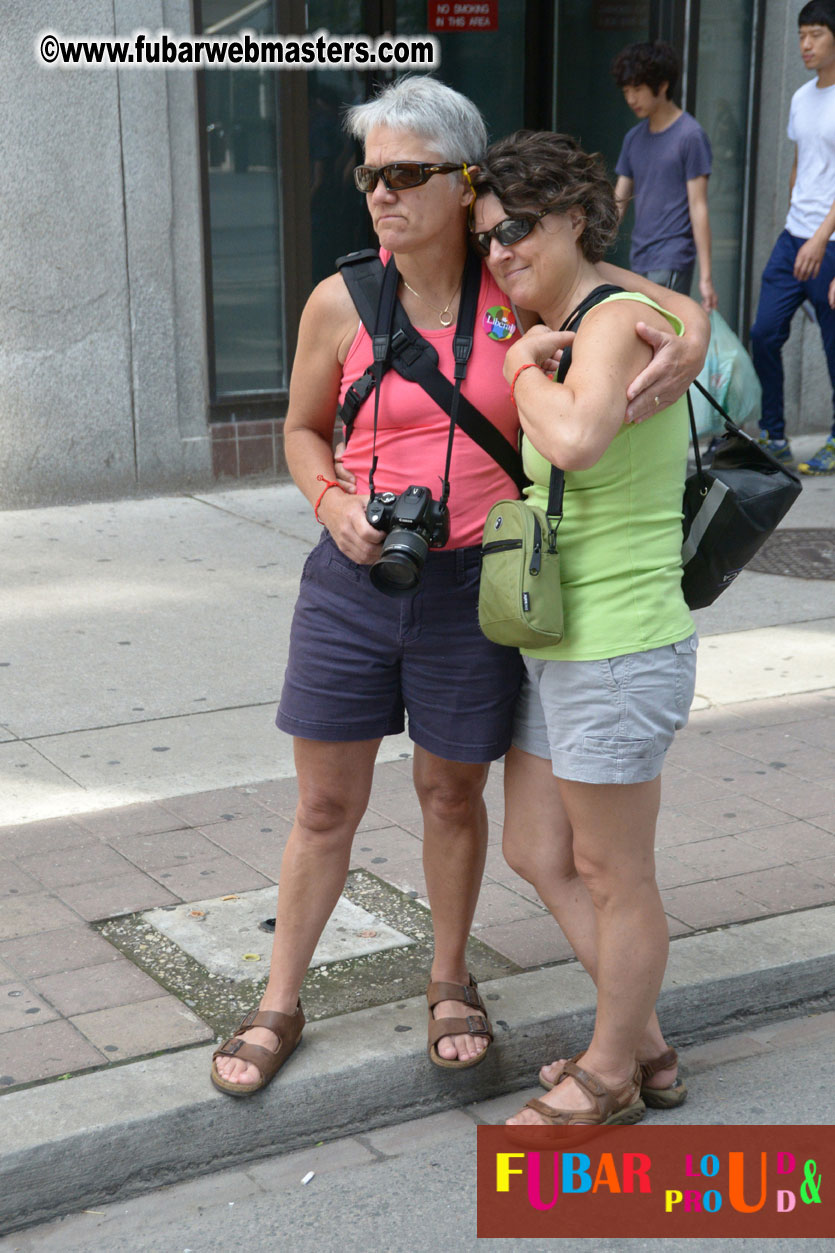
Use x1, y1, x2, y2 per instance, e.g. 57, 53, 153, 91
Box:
748, 528, 835, 579
144, 887, 414, 981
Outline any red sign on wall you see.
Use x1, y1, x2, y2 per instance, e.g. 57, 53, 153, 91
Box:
428, 1, 498, 32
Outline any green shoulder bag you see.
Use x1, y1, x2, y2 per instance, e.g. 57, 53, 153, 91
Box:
477, 283, 625, 650
478, 473, 564, 649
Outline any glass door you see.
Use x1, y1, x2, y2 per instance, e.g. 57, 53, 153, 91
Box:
395, 1, 528, 145
306, 2, 369, 284
554, 0, 651, 269
690, 0, 760, 331
200, 0, 286, 399
553, 0, 760, 322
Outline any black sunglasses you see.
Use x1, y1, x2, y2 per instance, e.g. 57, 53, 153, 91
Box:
353, 161, 464, 193
471, 208, 553, 257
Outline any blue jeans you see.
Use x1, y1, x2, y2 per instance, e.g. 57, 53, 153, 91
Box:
750, 230, 835, 440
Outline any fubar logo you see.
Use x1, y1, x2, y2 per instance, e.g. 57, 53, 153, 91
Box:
477, 1125, 830, 1239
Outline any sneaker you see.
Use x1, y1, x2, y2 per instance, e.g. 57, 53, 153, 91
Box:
797, 436, 835, 475
757, 434, 794, 464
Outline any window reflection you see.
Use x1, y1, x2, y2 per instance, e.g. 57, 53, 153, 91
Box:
555, 0, 650, 270
306, 3, 367, 284
203, 1, 285, 396
693, 0, 754, 331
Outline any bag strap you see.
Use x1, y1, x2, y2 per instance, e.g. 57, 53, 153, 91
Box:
336, 249, 528, 494
366, 252, 475, 509
559, 284, 626, 334
687, 378, 746, 489
543, 284, 627, 523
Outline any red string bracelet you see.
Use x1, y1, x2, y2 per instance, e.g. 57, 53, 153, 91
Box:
509, 362, 540, 406
314, 474, 343, 523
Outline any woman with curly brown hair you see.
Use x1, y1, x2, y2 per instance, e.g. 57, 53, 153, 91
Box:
472, 131, 695, 1128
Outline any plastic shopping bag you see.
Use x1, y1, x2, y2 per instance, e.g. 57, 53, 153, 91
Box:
690, 310, 762, 437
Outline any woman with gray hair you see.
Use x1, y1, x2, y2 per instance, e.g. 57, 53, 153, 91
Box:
211, 78, 708, 1097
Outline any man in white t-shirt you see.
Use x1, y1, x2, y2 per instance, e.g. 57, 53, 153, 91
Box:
750, 0, 835, 474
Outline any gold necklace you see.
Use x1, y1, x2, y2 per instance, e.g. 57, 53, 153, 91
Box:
400, 273, 462, 327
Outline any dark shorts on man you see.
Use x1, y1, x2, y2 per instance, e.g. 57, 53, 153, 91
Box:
276, 531, 523, 763
640, 266, 694, 296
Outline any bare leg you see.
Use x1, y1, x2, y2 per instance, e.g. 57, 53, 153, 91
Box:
415, 745, 491, 1063
505, 771, 672, 1123
215, 736, 380, 1086
503, 748, 675, 1089
503, 746, 596, 965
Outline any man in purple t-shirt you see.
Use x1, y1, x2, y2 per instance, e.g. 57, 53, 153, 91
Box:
612, 41, 717, 312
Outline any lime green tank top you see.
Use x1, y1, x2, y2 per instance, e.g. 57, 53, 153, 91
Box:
522, 292, 695, 661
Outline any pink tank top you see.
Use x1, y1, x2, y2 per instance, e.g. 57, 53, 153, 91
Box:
339, 254, 520, 548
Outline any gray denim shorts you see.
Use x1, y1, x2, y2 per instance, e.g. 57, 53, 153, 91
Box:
513, 633, 698, 784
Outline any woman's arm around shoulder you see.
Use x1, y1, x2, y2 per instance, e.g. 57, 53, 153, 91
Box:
597, 263, 709, 421
505, 298, 669, 471
284, 273, 384, 564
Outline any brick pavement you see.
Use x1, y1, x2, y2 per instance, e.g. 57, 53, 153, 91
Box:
1, 688, 833, 1092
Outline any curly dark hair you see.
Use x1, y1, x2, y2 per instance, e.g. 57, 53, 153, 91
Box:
611, 40, 679, 99
471, 130, 618, 263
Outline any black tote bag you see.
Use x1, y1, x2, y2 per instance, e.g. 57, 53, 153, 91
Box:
681, 382, 802, 610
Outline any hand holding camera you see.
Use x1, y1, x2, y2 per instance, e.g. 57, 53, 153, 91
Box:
316, 485, 384, 567
365, 485, 450, 597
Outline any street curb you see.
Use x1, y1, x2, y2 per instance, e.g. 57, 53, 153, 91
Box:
2, 906, 834, 1234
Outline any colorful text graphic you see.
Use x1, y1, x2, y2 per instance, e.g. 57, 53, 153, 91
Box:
477, 1125, 831, 1239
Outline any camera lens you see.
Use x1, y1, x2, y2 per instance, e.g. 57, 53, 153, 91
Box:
368, 530, 428, 598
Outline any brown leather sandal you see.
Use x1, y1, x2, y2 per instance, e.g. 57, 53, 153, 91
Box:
426, 973, 493, 1070
210, 1002, 304, 1097
519, 1059, 645, 1129
541, 1047, 687, 1110
640, 1047, 687, 1108
538, 1050, 584, 1091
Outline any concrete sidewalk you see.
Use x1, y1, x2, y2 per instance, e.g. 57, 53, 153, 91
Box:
1, 433, 834, 1234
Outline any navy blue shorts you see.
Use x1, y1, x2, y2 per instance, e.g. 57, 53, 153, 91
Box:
276, 532, 523, 763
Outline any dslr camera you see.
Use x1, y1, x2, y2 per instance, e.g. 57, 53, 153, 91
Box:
365, 484, 450, 597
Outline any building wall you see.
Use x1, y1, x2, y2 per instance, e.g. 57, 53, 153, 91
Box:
0, 0, 209, 509
753, 0, 832, 435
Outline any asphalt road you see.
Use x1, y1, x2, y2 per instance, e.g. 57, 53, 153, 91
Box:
8, 1010, 833, 1253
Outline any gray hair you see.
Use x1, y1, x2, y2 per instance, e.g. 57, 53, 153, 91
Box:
344, 75, 487, 165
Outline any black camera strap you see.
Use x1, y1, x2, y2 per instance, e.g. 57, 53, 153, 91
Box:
365, 248, 482, 507
336, 248, 527, 495
440, 246, 481, 506
366, 254, 400, 499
